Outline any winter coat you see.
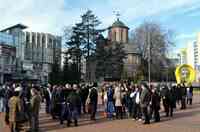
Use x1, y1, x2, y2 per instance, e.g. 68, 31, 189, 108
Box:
8, 96, 21, 122
67, 91, 81, 111
89, 87, 98, 105
114, 87, 123, 107
151, 92, 161, 110
30, 94, 41, 116
140, 88, 151, 108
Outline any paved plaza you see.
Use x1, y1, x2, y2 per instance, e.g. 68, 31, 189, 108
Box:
1, 94, 200, 132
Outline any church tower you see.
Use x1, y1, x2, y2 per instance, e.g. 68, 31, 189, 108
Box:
108, 18, 129, 44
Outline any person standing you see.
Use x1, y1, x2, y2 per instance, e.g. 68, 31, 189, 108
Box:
161, 85, 170, 117
168, 85, 176, 117
140, 83, 151, 124
150, 88, 161, 122
89, 83, 98, 120
131, 85, 142, 121
28, 87, 41, 132
180, 83, 187, 109
8, 87, 21, 132
44, 84, 52, 114
106, 86, 115, 120
0, 85, 6, 113
186, 85, 193, 105
114, 83, 123, 119
66, 84, 81, 127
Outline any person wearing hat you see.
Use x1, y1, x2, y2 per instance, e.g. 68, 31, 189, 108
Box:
8, 86, 22, 132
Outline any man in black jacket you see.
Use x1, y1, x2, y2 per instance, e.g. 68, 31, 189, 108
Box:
89, 83, 98, 120
80, 84, 89, 114
43, 85, 51, 114
180, 83, 187, 109
140, 82, 151, 124
67, 84, 81, 127
151, 88, 161, 122
161, 85, 171, 117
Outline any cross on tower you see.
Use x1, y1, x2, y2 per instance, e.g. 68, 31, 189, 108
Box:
113, 11, 120, 20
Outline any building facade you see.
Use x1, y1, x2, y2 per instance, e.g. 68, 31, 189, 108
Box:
108, 19, 129, 43
24, 31, 62, 83
0, 24, 62, 84
0, 32, 16, 84
186, 41, 195, 68
178, 37, 200, 82
108, 19, 141, 79
86, 19, 141, 81
178, 48, 187, 65
1, 24, 27, 75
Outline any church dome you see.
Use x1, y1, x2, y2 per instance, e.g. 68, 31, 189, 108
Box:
111, 19, 129, 29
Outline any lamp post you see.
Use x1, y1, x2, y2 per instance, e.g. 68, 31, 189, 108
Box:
148, 30, 151, 87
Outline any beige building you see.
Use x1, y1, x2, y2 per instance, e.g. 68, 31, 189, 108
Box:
108, 19, 129, 43
186, 41, 195, 68
86, 18, 141, 81
108, 19, 141, 79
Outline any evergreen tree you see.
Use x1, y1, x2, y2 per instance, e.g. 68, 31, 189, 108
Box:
95, 38, 126, 80
95, 35, 108, 79
108, 42, 126, 79
63, 9, 103, 82
81, 10, 102, 58
64, 23, 84, 83
49, 60, 61, 85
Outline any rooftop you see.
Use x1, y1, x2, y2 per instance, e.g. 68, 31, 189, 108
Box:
0, 24, 27, 32
109, 19, 129, 29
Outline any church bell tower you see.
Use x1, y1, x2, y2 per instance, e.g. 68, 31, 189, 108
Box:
108, 13, 129, 44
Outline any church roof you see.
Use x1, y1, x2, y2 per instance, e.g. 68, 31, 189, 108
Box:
109, 19, 129, 29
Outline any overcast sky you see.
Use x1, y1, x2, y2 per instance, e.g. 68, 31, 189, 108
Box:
1, 0, 200, 52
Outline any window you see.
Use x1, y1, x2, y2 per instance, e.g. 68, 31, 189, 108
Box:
48, 38, 52, 48
113, 31, 116, 41
128, 55, 133, 64
37, 35, 40, 48
32, 34, 35, 43
120, 29, 123, 42
26, 33, 30, 42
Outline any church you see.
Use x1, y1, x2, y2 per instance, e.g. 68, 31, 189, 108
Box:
86, 18, 141, 81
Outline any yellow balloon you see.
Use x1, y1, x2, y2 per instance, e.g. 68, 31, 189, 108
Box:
175, 64, 196, 85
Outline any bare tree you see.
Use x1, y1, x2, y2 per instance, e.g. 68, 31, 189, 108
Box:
131, 21, 174, 81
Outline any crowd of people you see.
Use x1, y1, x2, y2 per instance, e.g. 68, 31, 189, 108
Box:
0, 83, 41, 132
0, 81, 194, 132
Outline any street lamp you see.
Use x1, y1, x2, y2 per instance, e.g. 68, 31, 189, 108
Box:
148, 30, 151, 87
